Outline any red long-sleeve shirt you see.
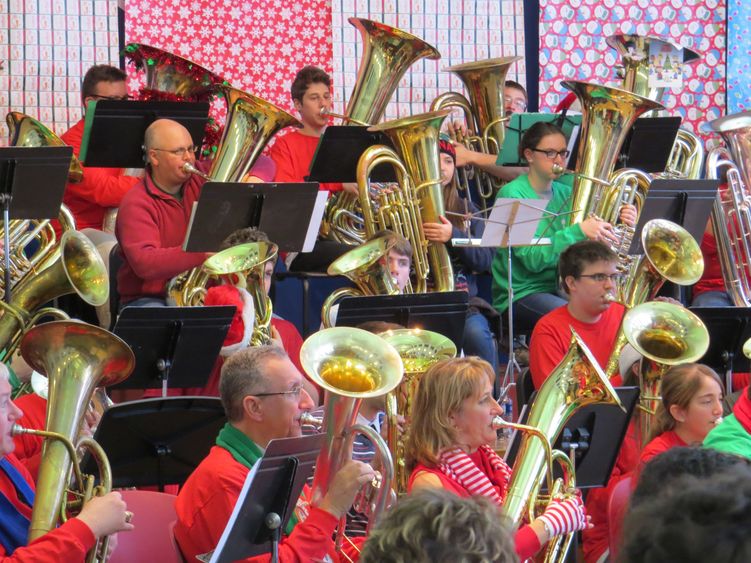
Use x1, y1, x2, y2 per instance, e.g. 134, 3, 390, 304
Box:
0, 454, 96, 561
529, 303, 626, 390
59, 119, 140, 233
114, 166, 210, 304
268, 131, 342, 192
10, 393, 47, 482
174, 445, 343, 562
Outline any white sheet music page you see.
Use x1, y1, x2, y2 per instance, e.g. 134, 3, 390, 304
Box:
303, 190, 330, 252
480, 197, 551, 247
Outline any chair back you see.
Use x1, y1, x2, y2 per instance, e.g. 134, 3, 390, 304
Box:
607, 475, 633, 560
107, 490, 183, 563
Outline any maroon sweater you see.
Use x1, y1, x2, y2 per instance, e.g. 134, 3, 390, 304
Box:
115, 166, 209, 304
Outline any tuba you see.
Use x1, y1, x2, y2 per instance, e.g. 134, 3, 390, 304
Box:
0, 230, 109, 361
167, 242, 278, 344
704, 110, 751, 307
358, 109, 455, 292
603, 219, 704, 379
300, 327, 403, 554
378, 328, 456, 496
430, 56, 522, 201
498, 329, 623, 563
13, 320, 135, 563
621, 301, 709, 446
561, 80, 663, 227
321, 234, 401, 328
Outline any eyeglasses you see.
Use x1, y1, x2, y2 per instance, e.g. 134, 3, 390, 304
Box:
91, 94, 132, 101
577, 273, 623, 283
504, 96, 527, 111
152, 145, 198, 157
253, 387, 303, 399
530, 148, 570, 160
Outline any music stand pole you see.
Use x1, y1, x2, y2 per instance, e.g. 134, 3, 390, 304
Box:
502, 232, 521, 397
1, 193, 11, 303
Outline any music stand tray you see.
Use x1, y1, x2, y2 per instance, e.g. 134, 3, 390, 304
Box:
208, 434, 324, 563
111, 306, 234, 392
182, 181, 324, 253
308, 125, 396, 183
616, 116, 682, 173
79, 100, 210, 167
505, 387, 639, 489
83, 397, 226, 490
335, 291, 469, 350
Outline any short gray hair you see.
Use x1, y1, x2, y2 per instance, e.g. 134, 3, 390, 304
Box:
219, 346, 289, 422
0, 363, 9, 383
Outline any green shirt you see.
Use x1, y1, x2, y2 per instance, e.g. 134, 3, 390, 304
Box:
703, 414, 751, 460
491, 174, 585, 313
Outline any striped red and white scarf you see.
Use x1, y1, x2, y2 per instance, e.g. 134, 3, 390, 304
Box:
438, 444, 512, 506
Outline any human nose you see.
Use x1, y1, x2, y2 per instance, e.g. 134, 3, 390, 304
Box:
10, 401, 23, 421
490, 398, 503, 415
712, 398, 723, 416
299, 388, 315, 410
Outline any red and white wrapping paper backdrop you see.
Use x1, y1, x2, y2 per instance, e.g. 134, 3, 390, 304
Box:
538, 0, 727, 141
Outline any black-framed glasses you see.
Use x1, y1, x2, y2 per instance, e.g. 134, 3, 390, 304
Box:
530, 148, 570, 160
90, 94, 132, 101
152, 145, 198, 157
577, 273, 623, 283
253, 387, 303, 399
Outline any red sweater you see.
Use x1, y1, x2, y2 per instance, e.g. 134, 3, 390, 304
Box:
408, 457, 542, 561
115, 167, 210, 304
529, 303, 626, 390
175, 445, 341, 562
639, 430, 687, 469
0, 454, 96, 561
268, 131, 342, 192
59, 119, 140, 233
11, 394, 47, 482
693, 230, 726, 297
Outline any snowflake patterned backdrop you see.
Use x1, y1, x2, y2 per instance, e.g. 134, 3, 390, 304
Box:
538, 0, 727, 140
727, 0, 751, 113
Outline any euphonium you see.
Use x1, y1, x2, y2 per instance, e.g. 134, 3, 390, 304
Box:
321, 234, 401, 328
561, 80, 664, 227
345, 18, 440, 125
0, 230, 109, 361
621, 301, 709, 446
360, 109, 455, 292
167, 242, 277, 344
663, 128, 705, 179
300, 327, 404, 555
430, 56, 522, 200
499, 329, 623, 563
14, 320, 135, 563
379, 328, 456, 495
603, 219, 704, 380
704, 110, 751, 307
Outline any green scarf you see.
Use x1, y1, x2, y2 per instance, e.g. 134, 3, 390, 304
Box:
215, 423, 299, 535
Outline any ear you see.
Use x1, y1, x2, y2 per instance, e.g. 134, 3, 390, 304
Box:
523, 148, 534, 163
293, 98, 303, 112
242, 395, 264, 422
669, 403, 686, 423
563, 275, 575, 293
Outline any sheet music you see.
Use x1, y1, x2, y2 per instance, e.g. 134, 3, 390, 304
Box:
480, 198, 552, 247
303, 190, 330, 252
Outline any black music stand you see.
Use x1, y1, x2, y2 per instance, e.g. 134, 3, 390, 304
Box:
504, 387, 640, 490
78, 100, 210, 167
111, 306, 234, 395
207, 434, 324, 563
335, 291, 469, 350
83, 397, 226, 490
616, 116, 682, 173
307, 125, 397, 183
0, 146, 72, 303
689, 307, 751, 393
182, 181, 323, 253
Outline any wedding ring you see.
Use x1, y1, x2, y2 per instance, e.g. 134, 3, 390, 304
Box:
124, 510, 133, 524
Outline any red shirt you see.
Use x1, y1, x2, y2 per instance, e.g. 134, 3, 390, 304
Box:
174, 445, 340, 562
408, 459, 542, 561
115, 166, 210, 304
693, 230, 726, 297
11, 393, 47, 482
268, 131, 342, 192
59, 119, 140, 233
639, 430, 687, 468
529, 303, 626, 390
0, 454, 96, 561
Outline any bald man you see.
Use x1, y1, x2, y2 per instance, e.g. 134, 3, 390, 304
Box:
114, 119, 212, 307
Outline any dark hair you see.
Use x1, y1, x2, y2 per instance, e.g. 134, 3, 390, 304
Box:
81, 64, 127, 100
505, 80, 528, 101
518, 121, 565, 161
621, 464, 751, 563
291, 65, 331, 102
631, 446, 751, 509
360, 488, 518, 563
558, 240, 617, 293
221, 227, 271, 251
371, 230, 413, 263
